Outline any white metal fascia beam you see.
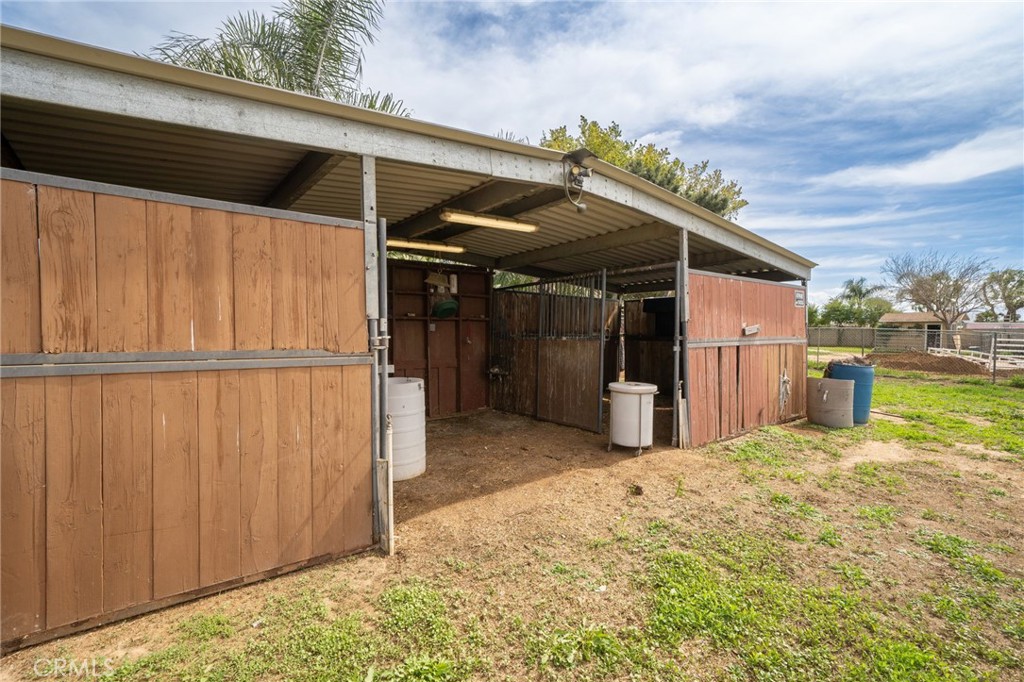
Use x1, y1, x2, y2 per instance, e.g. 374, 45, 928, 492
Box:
1, 47, 812, 280
0, 49, 564, 187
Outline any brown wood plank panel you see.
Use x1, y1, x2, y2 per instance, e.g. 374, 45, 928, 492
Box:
704, 348, 719, 445
152, 373, 200, 599
277, 368, 312, 565
272, 220, 308, 349
305, 224, 325, 350
686, 349, 705, 446
102, 374, 153, 612
38, 186, 98, 353
232, 215, 273, 350
1, 180, 41, 353
342, 365, 372, 552
312, 367, 346, 556
336, 227, 366, 353
147, 201, 193, 351
45, 375, 103, 628
537, 340, 601, 431
1, 378, 46, 639
198, 371, 241, 585
96, 194, 148, 352
459, 320, 489, 412
719, 346, 739, 438
192, 208, 234, 350
320, 227, 342, 353
239, 370, 279, 575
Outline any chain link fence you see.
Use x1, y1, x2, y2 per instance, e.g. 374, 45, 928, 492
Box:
808, 327, 1024, 383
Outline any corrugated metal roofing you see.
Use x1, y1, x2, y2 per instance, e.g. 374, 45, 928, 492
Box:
289, 157, 490, 223
1, 102, 305, 204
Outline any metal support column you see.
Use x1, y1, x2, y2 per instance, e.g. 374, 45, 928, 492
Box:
672, 260, 682, 447
678, 230, 692, 448
597, 268, 608, 432
360, 155, 391, 553
377, 217, 393, 555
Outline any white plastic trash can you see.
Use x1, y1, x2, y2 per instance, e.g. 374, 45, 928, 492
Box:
608, 381, 658, 455
387, 377, 426, 481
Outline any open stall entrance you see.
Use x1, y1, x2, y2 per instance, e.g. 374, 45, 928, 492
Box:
490, 271, 612, 433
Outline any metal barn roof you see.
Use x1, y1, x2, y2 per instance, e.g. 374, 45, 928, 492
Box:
0, 26, 815, 288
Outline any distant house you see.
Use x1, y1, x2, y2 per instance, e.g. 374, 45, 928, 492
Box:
877, 312, 953, 350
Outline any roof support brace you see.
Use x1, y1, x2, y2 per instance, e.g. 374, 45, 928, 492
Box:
496, 223, 677, 270
263, 151, 345, 208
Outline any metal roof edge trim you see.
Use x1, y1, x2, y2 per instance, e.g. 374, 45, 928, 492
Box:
0, 24, 816, 273
0, 25, 565, 161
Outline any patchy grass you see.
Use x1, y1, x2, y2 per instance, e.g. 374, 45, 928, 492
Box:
856, 504, 901, 529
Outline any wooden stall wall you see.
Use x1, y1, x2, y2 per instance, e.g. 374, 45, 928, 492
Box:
620, 272, 807, 447
388, 262, 490, 417
686, 272, 807, 447
0, 179, 373, 649
491, 283, 608, 433
490, 291, 539, 417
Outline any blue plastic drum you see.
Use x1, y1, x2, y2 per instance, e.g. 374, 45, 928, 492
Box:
829, 363, 875, 424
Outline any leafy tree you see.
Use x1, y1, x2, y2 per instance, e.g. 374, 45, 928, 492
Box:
807, 303, 821, 327
974, 310, 1000, 323
541, 116, 748, 219
149, 0, 409, 115
860, 296, 894, 327
819, 298, 856, 326
881, 251, 991, 330
815, 277, 893, 328
980, 268, 1024, 322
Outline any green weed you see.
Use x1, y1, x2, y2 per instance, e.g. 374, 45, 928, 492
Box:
818, 524, 843, 547
832, 562, 870, 588
856, 504, 900, 529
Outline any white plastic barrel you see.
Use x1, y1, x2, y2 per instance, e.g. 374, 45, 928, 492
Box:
387, 377, 426, 480
608, 381, 658, 451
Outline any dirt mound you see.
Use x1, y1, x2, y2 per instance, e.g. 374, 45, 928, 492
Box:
866, 351, 987, 375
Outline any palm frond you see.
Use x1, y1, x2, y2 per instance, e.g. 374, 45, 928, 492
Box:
349, 89, 411, 117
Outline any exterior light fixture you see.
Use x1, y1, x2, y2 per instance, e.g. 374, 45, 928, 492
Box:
439, 208, 539, 233
561, 150, 594, 214
386, 238, 466, 254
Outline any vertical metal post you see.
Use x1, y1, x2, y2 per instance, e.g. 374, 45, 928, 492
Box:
535, 283, 545, 417
361, 156, 381, 541
991, 333, 998, 384
378, 220, 389, 464
678, 229, 692, 448
597, 268, 607, 433
672, 259, 682, 448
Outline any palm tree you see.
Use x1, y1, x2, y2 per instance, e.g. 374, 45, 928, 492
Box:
149, 0, 410, 116
839, 277, 885, 310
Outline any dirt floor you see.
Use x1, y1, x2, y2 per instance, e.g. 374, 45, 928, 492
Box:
2, 400, 1022, 679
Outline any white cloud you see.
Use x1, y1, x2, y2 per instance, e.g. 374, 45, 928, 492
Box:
815, 127, 1024, 188
745, 207, 943, 232
361, 2, 1022, 138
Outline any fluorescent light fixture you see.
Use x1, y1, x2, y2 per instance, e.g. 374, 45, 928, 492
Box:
386, 238, 466, 254
439, 208, 539, 233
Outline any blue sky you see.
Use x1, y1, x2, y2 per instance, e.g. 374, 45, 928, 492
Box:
2, 1, 1022, 305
